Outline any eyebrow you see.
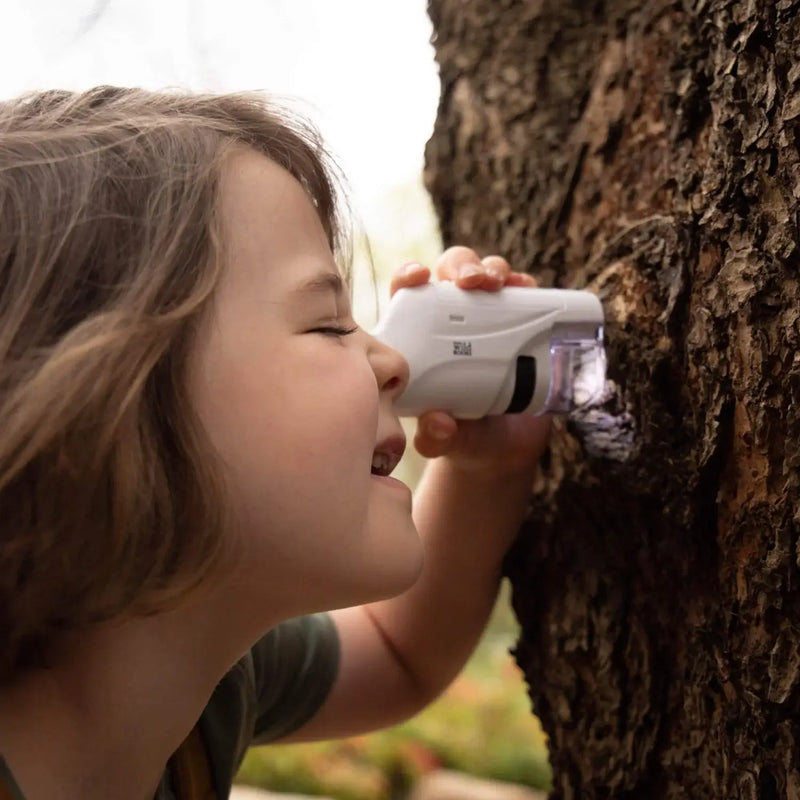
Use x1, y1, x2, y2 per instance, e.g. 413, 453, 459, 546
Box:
292, 271, 346, 299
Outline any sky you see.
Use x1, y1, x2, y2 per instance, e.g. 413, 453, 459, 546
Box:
0, 0, 441, 221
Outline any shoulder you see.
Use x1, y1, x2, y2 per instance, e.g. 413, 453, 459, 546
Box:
197, 614, 340, 793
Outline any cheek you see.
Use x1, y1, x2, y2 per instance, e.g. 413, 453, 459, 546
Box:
190, 340, 380, 530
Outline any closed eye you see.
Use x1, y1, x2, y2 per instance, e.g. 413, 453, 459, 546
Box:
311, 324, 359, 337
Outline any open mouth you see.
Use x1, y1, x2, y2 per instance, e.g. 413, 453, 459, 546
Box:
371, 451, 398, 477
371, 434, 405, 478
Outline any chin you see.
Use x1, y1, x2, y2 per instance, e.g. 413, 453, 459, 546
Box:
322, 533, 424, 610
363, 531, 425, 602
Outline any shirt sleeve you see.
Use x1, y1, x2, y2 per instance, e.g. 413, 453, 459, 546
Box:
250, 612, 340, 744
198, 612, 340, 797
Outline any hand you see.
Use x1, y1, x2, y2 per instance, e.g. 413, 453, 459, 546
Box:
389, 246, 552, 477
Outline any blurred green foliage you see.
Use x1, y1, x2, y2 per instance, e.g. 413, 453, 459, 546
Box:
235, 582, 552, 799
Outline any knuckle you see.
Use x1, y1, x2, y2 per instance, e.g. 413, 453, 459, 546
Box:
438, 245, 481, 269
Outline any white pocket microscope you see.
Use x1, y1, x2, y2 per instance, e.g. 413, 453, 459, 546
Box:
372, 282, 606, 419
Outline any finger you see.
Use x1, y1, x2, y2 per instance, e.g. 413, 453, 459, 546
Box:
438, 255, 505, 293
434, 246, 482, 282
413, 411, 459, 458
454, 267, 505, 291
389, 262, 431, 297
504, 271, 538, 287
480, 255, 512, 284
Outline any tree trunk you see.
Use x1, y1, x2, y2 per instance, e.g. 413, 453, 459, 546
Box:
424, 1, 800, 798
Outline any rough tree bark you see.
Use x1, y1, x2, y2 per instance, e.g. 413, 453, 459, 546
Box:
424, 1, 800, 798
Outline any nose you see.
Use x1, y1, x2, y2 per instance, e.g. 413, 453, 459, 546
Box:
368, 334, 409, 401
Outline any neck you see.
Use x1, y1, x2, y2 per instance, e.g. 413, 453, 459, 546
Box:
0, 583, 280, 800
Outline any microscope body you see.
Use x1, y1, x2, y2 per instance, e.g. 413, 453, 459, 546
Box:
372, 282, 605, 419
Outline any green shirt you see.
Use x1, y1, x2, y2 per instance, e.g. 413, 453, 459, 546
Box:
0, 613, 340, 800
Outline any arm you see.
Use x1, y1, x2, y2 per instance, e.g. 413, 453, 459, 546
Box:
280, 248, 550, 742
354, 455, 538, 705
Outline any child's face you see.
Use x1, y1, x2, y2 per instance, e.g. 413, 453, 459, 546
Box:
189, 150, 422, 618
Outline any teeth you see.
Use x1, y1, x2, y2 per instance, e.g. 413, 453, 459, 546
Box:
371, 452, 391, 475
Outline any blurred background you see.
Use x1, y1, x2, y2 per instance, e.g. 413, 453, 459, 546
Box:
0, 1, 550, 795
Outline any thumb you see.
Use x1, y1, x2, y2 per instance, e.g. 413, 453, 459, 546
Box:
413, 411, 459, 458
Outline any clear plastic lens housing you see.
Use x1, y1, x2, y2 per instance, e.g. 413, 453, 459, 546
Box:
544, 335, 607, 413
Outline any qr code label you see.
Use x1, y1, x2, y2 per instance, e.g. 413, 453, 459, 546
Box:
453, 341, 472, 356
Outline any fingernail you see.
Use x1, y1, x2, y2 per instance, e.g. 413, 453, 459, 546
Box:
457, 264, 482, 279
486, 267, 503, 280
402, 262, 423, 275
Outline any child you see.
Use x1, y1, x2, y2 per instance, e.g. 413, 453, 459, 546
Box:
0, 87, 551, 800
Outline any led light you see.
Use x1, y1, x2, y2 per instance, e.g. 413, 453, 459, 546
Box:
543, 331, 606, 414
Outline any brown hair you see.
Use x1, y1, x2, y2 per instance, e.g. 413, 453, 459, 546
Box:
0, 86, 349, 683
